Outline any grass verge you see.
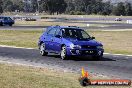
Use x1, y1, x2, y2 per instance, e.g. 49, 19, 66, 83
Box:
0, 63, 81, 88
88, 31, 132, 55
0, 30, 42, 48
0, 30, 132, 55
0, 63, 131, 88
40, 15, 132, 19
14, 20, 87, 27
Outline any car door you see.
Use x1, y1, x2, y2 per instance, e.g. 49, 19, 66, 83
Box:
3, 17, 9, 25
43, 27, 52, 50
52, 28, 62, 52
46, 28, 57, 51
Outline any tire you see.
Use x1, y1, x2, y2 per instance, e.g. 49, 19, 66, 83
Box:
0, 22, 3, 26
92, 56, 102, 60
39, 43, 48, 56
9, 24, 13, 26
60, 45, 68, 60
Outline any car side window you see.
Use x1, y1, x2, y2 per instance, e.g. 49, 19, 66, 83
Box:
55, 28, 61, 36
47, 28, 56, 36
7, 17, 12, 20
80, 30, 90, 39
4, 17, 8, 20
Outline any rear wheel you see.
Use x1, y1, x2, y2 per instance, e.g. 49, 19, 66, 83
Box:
0, 22, 3, 26
60, 46, 68, 60
39, 43, 48, 56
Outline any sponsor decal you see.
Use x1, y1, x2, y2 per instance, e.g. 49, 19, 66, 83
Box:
78, 67, 131, 86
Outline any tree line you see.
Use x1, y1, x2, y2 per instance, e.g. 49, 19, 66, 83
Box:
0, 0, 132, 16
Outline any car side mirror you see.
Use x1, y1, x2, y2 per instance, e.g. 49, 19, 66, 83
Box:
55, 35, 62, 38
91, 36, 95, 39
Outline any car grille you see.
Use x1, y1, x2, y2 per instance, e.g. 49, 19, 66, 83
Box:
81, 45, 96, 49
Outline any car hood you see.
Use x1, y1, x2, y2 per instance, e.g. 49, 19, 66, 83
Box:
65, 38, 102, 46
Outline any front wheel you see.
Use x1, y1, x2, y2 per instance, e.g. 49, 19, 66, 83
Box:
92, 56, 102, 60
60, 46, 68, 60
39, 43, 48, 56
9, 24, 13, 26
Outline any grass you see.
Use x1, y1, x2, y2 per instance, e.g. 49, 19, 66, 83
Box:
14, 14, 128, 27
0, 63, 131, 88
88, 31, 132, 55
0, 30, 132, 55
14, 20, 87, 27
15, 20, 111, 28
39, 15, 132, 19
0, 30, 42, 48
15, 16, 123, 27
0, 63, 81, 88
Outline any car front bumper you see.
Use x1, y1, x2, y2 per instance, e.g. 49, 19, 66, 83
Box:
66, 47, 104, 57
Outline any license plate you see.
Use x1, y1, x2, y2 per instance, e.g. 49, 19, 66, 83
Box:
85, 51, 94, 54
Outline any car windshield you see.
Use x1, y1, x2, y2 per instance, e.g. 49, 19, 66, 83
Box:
4, 17, 12, 20
62, 28, 91, 40
0, 17, 4, 20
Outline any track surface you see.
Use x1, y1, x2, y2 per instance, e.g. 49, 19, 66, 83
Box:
0, 46, 132, 80
1, 20, 132, 30
0, 24, 132, 30
1, 16, 132, 30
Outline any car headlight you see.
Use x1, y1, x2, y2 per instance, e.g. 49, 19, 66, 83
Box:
70, 44, 81, 49
97, 46, 103, 49
70, 44, 74, 49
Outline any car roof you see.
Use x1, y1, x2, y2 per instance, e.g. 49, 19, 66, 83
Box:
0, 16, 11, 18
0, 16, 10, 17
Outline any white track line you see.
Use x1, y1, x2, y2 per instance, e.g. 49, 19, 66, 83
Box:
0, 45, 36, 50
102, 29, 132, 31
104, 53, 132, 57
0, 60, 43, 68
0, 45, 132, 57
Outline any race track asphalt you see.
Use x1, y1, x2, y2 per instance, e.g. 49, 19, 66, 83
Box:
0, 25, 132, 30
0, 46, 132, 80
1, 20, 132, 30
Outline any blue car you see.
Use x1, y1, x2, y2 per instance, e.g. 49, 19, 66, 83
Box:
38, 26, 104, 60
0, 17, 15, 26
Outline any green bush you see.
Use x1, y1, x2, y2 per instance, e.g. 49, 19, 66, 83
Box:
69, 11, 85, 15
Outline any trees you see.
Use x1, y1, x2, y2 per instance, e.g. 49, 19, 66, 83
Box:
91, 0, 104, 14
101, 1, 112, 15
0, 0, 132, 16
45, 0, 67, 14
38, 0, 67, 14
112, 2, 132, 16
3, 0, 13, 12
1, 0, 24, 12
65, 0, 75, 13
66, 0, 112, 15
11, 0, 24, 12
31, 0, 37, 12
39, 0, 47, 12
112, 2, 126, 16
125, 2, 132, 16
0, 0, 3, 14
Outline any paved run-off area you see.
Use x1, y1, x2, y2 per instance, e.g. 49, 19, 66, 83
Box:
0, 46, 132, 80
